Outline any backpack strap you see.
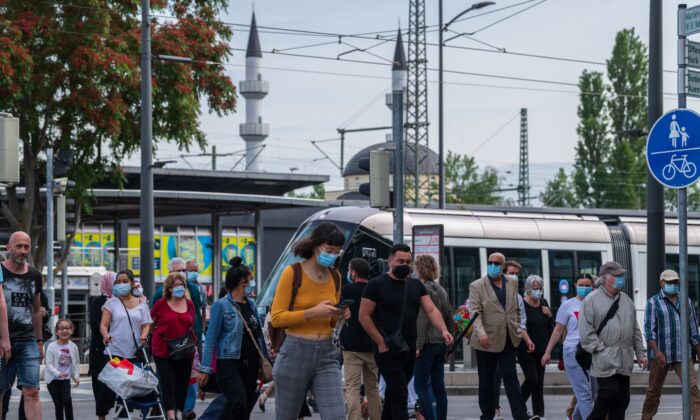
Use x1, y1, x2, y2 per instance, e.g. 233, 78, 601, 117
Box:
289, 262, 303, 311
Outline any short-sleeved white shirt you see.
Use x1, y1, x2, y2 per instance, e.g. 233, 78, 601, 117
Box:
555, 297, 583, 349
102, 297, 153, 359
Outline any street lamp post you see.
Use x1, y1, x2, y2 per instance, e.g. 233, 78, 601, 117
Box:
438, 1, 495, 209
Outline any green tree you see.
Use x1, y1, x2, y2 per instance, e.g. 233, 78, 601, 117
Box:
0, 1, 236, 269
443, 151, 502, 205
606, 28, 648, 209
572, 70, 609, 208
541, 168, 578, 207
288, 183, 325, 199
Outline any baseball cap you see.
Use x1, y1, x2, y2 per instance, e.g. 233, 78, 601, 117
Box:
598, 261, 626, 277
660, 269, 680, 281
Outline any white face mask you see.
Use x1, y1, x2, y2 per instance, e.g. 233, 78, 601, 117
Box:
531, 290, 543, 299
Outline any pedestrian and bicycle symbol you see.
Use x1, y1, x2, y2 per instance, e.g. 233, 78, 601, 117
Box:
647, 109, 700, 189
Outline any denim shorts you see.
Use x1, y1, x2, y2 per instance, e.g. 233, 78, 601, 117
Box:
3, 340, 41, 391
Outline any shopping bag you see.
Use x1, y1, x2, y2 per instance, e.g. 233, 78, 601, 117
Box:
98, 357, 159, 399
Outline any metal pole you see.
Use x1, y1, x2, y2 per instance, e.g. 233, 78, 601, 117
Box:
212, 145, 217, 170
678, 6, 691, 420
647, 0, 666, 305
438, 0, 445, 209
46, 148, 55, 316
255, 209, 264, 293
140, 0, 155, 300
61, 256, 68, 318
393, 90, 404, 244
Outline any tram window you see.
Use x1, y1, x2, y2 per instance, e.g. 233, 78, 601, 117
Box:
665, 254, 700, 318
452, 247, 481, 306
548, 250, 602, 315
488, 248, 542, 296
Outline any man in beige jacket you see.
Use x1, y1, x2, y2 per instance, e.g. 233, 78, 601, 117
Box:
468, 252, 535, 420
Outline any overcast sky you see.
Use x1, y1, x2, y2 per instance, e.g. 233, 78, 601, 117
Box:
130, 0, 698, 198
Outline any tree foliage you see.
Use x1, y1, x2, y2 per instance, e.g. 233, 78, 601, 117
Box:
0, 0, 237, 269
444, 151, 502, 205
541, 168, 578, 208
288, 184, 325, 199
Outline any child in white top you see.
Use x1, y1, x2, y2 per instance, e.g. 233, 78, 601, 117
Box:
45, 319, 80, 420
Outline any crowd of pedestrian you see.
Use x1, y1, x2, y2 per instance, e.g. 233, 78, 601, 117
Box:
0, 225, 698, 420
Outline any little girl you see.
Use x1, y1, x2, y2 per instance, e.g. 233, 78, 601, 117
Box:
45, 318, 81, 420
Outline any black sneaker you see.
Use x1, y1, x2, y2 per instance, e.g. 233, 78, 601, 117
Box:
307, 396, 319, 413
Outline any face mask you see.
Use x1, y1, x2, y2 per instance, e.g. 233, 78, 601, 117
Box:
316, 251, 338, 268
487, 264, 501, 278
173, 286, 186, 298
132, 287, 143, 297
346, 272, 353, 283
112, 284, 131, 297
531, 290, 543, 299
663, 283, 678, 295
576, 286, 592, 298
245, 280, 256, 295
613, 275, 625, 290
187, 272, 199, 282
393, 264, 411, 279
506, 274, 518, 282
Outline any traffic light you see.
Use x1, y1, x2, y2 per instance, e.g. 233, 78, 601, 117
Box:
54, 149, 73, 177
358, 149, 391, 208
55, 178, 76, 242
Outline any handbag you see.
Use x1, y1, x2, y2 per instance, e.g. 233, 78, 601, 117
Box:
382, 276, 410, 354
165, 330, 196, 360
118, 299, 150, 364
576, 297, 619, 371
227, 298, 274, 383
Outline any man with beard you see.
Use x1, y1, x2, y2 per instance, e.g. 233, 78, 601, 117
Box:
0, 232, 42, 420
360, 244, 453, 420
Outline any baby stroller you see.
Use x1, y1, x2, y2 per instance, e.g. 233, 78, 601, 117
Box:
99, 347, 166, 420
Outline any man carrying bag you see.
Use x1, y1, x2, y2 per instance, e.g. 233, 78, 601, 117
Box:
360, 244, 453, 420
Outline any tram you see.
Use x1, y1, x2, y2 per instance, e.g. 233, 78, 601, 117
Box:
257, 205, 700, 329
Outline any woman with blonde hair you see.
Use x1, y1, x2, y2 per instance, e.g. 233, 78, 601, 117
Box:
413, 255, 453, 420
151, 272, 196, 420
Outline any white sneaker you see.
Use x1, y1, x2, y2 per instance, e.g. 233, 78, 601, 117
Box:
493, 409, 505, 420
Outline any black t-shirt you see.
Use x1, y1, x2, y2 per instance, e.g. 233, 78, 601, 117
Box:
340, 281, 373, 353
1, 264, 42, 342
362, 274, 428, 350
238, 300, 261, 359
523, 299, 553, 353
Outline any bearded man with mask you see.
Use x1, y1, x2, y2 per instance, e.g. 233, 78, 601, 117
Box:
360, 244, 453, 420
467, 252, 535, 420
641, 269, 700, 419
579, 261, 647, 420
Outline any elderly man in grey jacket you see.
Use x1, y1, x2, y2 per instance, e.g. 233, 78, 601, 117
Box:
579, 261, 647, 420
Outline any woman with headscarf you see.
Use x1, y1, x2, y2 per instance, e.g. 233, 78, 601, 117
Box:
89, 272, 116, 419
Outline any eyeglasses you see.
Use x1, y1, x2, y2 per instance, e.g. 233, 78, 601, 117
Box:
57, 327, 72, 331
174, 269, 186, 273
320, 247, 343, 257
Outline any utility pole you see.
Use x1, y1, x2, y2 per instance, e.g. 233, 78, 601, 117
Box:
46, 148, 55, 318
518, 108, 530, 207
393, 30, 407, 244
438, 0, 445, 209
140, 0, 155, 299
212, 145, 217, 170
647, 0, 665, 308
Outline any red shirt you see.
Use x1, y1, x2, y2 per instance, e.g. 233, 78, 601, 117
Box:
150, 298, 195, 358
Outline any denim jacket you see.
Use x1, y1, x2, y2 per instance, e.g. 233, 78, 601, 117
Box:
199, 294, 269, 374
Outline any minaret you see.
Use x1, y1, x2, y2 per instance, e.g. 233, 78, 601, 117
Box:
239, 13, 269, 171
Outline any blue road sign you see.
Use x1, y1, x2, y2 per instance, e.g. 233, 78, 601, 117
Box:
647, 109, 700, 189
559, 279, 569, 294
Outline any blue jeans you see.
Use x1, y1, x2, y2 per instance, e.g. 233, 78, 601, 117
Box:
563, 346, 594, 420
413, 343, 447, 420
5, 340, 40, 390
183, 382, 197, 412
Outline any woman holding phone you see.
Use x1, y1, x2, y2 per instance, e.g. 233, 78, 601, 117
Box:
270, 222, 350, 420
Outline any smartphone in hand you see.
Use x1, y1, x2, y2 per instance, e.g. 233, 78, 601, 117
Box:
335, 299, 355, 309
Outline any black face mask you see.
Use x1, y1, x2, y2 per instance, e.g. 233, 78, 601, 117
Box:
393, 264, 411, 279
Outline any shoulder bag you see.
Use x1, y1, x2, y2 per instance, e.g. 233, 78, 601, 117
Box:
575, 297, 620, 371
118, 299, 152, 364
382, 277, 410, 354
227, 299, 274, 383
268, 263, 341, 353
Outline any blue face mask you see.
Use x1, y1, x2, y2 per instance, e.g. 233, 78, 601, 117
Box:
487, 263, 501, 278
173, 286, 186, 298
346, 271, 353, 283
187, 272, 199, 282
663, 283, 678, 295
112, 283, 131, 297
576, 286, 593, 298
245, 280, 256, 296
531, 290, 543, 299
613, 275, 625, 290
316, 251, 338, 268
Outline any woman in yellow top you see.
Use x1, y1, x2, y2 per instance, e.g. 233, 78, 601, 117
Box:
271, 222, 350, 420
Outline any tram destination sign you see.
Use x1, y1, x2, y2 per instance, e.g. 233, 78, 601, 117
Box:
412, 224, 444, 269
686, 5, 700, 35
689, 69, 700, 98
689, 41, 700, 69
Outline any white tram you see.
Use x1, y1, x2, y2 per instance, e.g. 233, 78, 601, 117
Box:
257, 205, 700, 331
